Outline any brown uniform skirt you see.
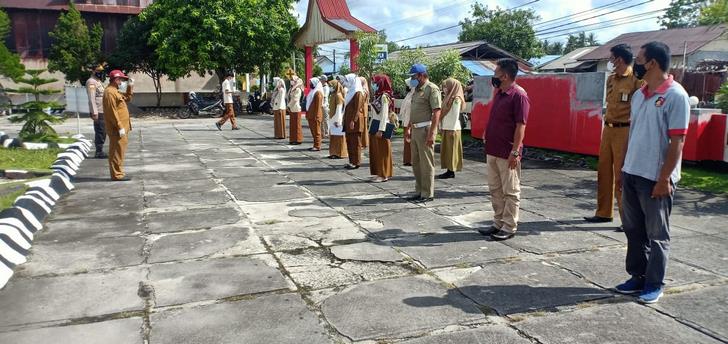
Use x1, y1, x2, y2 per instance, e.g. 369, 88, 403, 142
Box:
289, 111, 303, 144
274, 110, 286, 139
440, 129, 463, 171
369, 133, 393, 178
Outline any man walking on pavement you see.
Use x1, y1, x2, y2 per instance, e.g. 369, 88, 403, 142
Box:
585, 44, 643, 231
86, 65, 107, 159
216, 72, 240, 131
405, 64, 441, 203
479, 58, 530, 241
614, 41, 690, 304
102, 70, 134, 181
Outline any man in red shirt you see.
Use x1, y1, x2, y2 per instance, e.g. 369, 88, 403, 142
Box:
479, 58, 530, 241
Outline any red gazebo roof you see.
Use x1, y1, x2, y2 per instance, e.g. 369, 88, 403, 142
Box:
294, 0, 375, 48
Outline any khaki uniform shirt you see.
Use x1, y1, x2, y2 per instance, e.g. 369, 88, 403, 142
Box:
86, 77, 104, 115
605, 67, 642, 124
287, 88, 302, 112
102, 85, 133, 136
410, 81, 442, 124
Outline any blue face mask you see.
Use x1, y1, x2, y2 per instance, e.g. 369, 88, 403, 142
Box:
371, 84, 379, 92
409, 78, 419, 89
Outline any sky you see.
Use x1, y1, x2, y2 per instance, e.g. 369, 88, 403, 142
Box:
293, 0, 672, 60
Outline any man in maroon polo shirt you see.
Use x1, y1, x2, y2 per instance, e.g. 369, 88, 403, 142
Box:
479, 58, 530, 241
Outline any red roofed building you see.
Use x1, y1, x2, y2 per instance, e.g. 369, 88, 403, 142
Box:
294, 0, 375, 83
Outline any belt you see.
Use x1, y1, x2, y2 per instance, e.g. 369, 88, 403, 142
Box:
412, 121, 432, 128
605, 121, 630, 128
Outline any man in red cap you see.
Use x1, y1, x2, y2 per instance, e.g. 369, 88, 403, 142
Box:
102, 69, 134, 181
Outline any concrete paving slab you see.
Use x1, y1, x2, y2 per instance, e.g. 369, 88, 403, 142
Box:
146, 191, 231, 209
320, 274, 484, 341
319, 193, 418, 215
38, 213, 144, 242
150, 293, 332, 344
149, 225, 256, 263
16, 236, 145, 276
263, 235, 320, 251
388, 232, 521, 268
353, 208, 469, 239
550, 247, 719, 289
399, 324, 532, 344
228, 184, 311, 202
149, 256, 290, 306
441, 261, 612, 315
0, 267, 145, 326
145, 206, 241, 234
654, 285, 728, 341
515, 302, 722, 344
144, 178, 222, 195
330, 242, 404, 262
51, 197, 143, 220
670, 235, 728, 275
0, 317, 142, 344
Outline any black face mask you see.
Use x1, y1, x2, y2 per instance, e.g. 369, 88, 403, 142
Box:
94, 72, 105, 80
633, 63, 647, 80
491, 77, 502, 88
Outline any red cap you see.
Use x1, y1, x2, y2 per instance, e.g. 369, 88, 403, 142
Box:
109, 70, 128, 79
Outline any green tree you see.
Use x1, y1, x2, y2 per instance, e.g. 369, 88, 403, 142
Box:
564, 32, 599, 53
458, 4, 542, 60
541, 39, 564, 55
0, 8, 24, 81
353, 31, 383, 80
699, 0, 728, 24
313, 64, 323, 77
145, 0, 298, 90
109, 14, 166, 106
716, 80, 728, 112
7, 70, 64, 142
660, 0, 706, 29
378, 48, 428, 96
47, 2, 103, 85
428, 49, 471, 87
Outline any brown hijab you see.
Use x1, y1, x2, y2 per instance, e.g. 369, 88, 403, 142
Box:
328, 80, 345, 118
440, 78, 465, 119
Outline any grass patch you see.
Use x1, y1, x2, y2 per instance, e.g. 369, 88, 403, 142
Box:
0, 147, 62, 172
680, 165, 728, 194
0, 185, 28, 210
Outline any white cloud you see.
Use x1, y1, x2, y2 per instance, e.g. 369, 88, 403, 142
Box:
295, 0, 672, 55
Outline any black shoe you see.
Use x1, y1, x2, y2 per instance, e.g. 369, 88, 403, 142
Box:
491, 229, 515, 241
406, 195, 422, 201
415, 197, 434, 203
232, 127, 240, 130
403, 163, 412, 167
215, 122, 222, 131
616, 225, 624, 232
436, 171, 455, 179
345, 164, 359, 170
583, 216, 613, 223
95, 152, 108, 159
112, 176, 132, 181
477, 225, 500, 236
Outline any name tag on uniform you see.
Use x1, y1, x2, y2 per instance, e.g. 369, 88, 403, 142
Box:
621, 93, 629, 102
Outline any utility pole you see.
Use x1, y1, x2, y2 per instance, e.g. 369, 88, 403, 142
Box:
292, 51, 296, 74
333, 49, 337, 74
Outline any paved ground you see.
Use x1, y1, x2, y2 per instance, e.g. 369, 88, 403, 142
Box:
1, 114, 727, 343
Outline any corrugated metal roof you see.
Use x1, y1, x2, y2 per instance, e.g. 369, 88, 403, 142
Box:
540, 46, 599, 71
578, 25, 728, 61
529, 55, 561, 68
0, 0, 146, 14
389, 40, 532, 68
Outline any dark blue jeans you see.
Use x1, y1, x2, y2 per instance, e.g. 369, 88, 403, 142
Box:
94, 113, 106, 153
621, 172, 674, 287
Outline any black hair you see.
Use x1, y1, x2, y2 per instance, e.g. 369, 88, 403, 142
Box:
496, 58, 518, 79
610, 44, 633, 64
225, 71, 234, 78
641, 41, 671, 72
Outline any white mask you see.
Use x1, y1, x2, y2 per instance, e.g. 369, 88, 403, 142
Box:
607, 61, 615, 73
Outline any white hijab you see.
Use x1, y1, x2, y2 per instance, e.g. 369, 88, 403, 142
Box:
344, 73, 362, 106
306, 77, 322, 111
273, 77, 286, 94
288, 76, 303, 97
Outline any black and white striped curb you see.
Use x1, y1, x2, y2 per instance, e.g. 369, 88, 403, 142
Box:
0, 138, 92, 288
0, 131, 78, 150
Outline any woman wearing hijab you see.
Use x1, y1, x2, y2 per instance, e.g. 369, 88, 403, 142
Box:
327, 79, 348, 159
305, 77, 324, 151
369, 74, 394, 182
437, 77, 465, 179
359, 76, 370, 149
400, 77, 415, 166
343, 73, 366, 169
287, 76, 304, 145
271, 77, 287, 139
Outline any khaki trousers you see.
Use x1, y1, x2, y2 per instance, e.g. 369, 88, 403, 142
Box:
108, 134, 128, 180
487, 154, 521, 232
596, 126, 629, 219
218, 103, 237, 128
307, 116, 322, 150
411, 127, 435, 198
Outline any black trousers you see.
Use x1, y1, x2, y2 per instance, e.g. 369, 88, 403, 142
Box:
94, 113, 106, 153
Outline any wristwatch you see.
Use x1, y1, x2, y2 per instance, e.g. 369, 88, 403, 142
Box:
511, 150, 520, 157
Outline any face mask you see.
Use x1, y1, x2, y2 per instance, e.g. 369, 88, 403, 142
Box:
607, 61, 615, 73
633, 63, 647, 80
119, 81, 128, 92
491, 77, 502, 88
95, 72, 104, 80
371, 84, 379, 93
409, 78, 419, 89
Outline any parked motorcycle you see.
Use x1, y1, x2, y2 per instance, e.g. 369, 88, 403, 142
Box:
246, 91, 272, 114
179, 91, 224, 119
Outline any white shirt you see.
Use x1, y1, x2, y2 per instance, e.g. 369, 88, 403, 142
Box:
329, 104, 345, 136
372, 95, 390, 132
440, 99, 461, 130
222, 78, 235, 104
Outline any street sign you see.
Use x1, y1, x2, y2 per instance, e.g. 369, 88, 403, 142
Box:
285, 68, 296, 80
374, 44, 388, 64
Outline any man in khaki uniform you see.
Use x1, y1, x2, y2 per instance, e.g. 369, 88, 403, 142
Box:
86, 65, 107, 158
585, 44, 643, 229
405, 64, 441, 203
102, 70, 134, 181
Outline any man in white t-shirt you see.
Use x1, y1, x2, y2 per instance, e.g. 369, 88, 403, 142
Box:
216, 72, 239, 130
